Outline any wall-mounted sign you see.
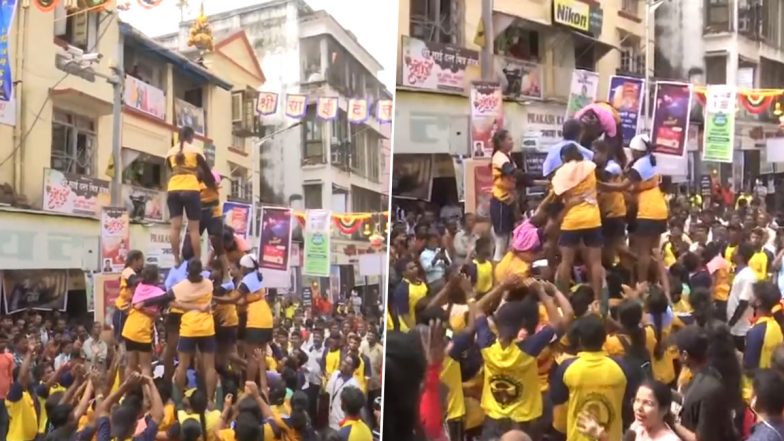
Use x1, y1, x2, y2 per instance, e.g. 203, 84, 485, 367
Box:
553, 0, 603, 36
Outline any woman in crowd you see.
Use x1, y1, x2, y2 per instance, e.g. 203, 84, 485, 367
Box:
489, 129, 519, 263
113, 250, 144, 345
122, 264, 167, 377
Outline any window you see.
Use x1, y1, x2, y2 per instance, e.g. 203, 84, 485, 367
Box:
621, 0, 640, 16
705, 56, 727, 84
349, 124, 367, 175
331, 110, 349, 168
574, 40, 596, 71
122, 151, 164, 190
303, 106, 325, 164
54, 5, 98, 51
705, 0, 730, 31
303, 184, 323, 209
410, 0, 461, 44
51, 110, 95, 175
495, 25, 540, 61
300, 37, 322, 82
367, 133, 380, 182
231, 92, 243, 122
229, 165, 251, 202
619, 37, 643, 75
231, 134, 245, 152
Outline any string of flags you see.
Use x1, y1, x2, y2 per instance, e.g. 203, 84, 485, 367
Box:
257, 92, 393, 124
691, 86, 784, 115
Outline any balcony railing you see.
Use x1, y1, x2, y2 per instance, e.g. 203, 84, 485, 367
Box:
124, 75, 166, 120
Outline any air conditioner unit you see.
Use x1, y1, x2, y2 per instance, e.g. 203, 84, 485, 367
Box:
231, 93, 243, 123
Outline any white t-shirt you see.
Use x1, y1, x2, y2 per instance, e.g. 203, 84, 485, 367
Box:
728, 266, 757, 336
326, 371, 361, 430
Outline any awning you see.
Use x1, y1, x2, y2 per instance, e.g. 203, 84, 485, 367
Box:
569, 30, 618, 61
49, 88, 113, 116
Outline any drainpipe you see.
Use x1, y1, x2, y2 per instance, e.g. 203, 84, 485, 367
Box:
12, 2, 27, 193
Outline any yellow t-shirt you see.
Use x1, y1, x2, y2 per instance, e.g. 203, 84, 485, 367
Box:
481, 340, 543, 422
403, 279, 428, 326
166, 143, 204, 192
386, 310, 409, 332
561, 173, 602, 231
598, 162, 626, 219
177, 409, 222, 441
116, 267, 137, 311
635, 176, 668, 221
749, 251, 769, 281
474, 259, 494, 295
440, 356, 466, 421
173, 279, 215, 338
494, 252, 531, 283
213, 298, 239, 328
491, 151, 515, 203
246, 294, 273, 330
6, 389, 38, 441
200, 183, 221, 218
122, 307, 155, 344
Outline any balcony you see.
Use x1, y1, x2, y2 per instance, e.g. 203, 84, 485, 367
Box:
174, 97, 206, 136
124, 75, 166, 120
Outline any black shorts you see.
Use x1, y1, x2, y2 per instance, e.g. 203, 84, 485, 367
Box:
165, 312, 183, 335
216, 326, 238, 346
167, 190, 201, 221
201, 212, 223, 237
559, 227, 603, 248
601, 217, 626, 240
237, 312, 248, 341
245, 328, 273, 345
177, 336, 217, 353
124, 338, 153, 353
490, 197, 515, 235
635, 219, 667, 237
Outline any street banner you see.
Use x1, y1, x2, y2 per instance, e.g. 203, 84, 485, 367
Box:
317, 96, 338, 120
2, 269, 68, 313
470, 81, 504, 158
566, 69, 599, 119
702, 84, 736, 163
496, 56, 543, 100
607, 75, 645, 146
100, 207, 130, 273
303, 209, 331, 277
223, 201, 252, 239
651, 82, 692, 157
285, 94, 308, 119
348, 98, 369, 124
257, 92, 279, 116
400, 36, 480, 93
259, 207, 292, 272
376, 99, 393, 123
463, 159, 493, 218
43, 168, 111, 217
0, 0, 17, 126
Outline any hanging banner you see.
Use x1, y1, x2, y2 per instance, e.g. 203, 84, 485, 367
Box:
42, 168, 111, 217
376, 99, 393, 123
316, 96, 338, 120
85, 271, 95, 312
223, 201, 252, 239
400, 36, 480, 93
259, 207, 292, 272
607, 75, 645, 146
285, 94, 308, 119
303, 209, 331, 277
348, 98, 369, 124
124, 75, 166, 120
702, 85, 736, 163
257, 91, 279, 116
651, 82, 692, 157
470, 81, 504, 158
174, 97, 206, 136
2, 269, 68, 314
100, 207, 130, 273
566, 69, 600, 119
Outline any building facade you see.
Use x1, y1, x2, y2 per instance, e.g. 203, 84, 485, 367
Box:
156, 1, 390, 291
0, 3, 257, 309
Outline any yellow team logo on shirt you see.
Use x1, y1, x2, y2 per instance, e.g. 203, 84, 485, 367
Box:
576, 393, 614, 430
489, 374, 523, 407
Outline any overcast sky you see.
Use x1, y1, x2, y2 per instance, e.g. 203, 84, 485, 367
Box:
120, 0, 398, 90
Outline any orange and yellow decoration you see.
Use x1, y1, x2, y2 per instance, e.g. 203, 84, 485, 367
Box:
692, 86, 784, 115
293, 211, 389, 236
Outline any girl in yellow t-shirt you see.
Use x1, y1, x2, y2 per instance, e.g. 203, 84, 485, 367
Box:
236, 254, 274, 388
593, 140, 628, 269
166, 125, 216, 265
489, 129, 518, 262
122, 264, 167, 377
113, 250, 144, 344
551, 143, 604, 300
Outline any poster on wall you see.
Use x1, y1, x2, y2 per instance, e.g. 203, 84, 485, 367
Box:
496, 56, 543, 100
43, 168, 111, 217
100, 207, 130, 273
259, 207, 292, 272
463, 159, 493, 218
142, 225, 175, 269
399, 36, 480, 93
94, 274, 120, 327
303, 210, 331, 277
607, 76, 645, 146
702, 85, 736, 163
84, 271, 95, 312
470, 81, 504, 158
565, 70, 600, 119
223, 202, 252, 238
2, 269, 68, 314
174, 98, 205, 135
651, 82, 692, 157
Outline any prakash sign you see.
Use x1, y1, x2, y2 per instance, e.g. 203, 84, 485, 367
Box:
553, 0, 603, 36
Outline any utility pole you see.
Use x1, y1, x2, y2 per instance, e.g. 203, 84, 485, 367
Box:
644, 1, 664, 130
480, 0, 494, 80
110, 33, 125, 205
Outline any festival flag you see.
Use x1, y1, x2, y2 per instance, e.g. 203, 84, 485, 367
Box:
256, 92, 279, 116
317, 96, 339, 120
376, 99, 393, 123
285, 94, 308, 119
348, 98, 369, 124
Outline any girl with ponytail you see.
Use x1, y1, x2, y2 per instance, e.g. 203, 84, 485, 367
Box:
488, 129, 518, 262
645, 286, 677, 386
237, 254, 274, 389
166, 125, 213, 266
177, 387, 221, 441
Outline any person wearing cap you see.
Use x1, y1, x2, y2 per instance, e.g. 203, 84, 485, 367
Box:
598, 133, 668, 284
237, 254, 274, 387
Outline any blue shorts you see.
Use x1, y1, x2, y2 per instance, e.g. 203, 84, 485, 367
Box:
635, 219, 667, 237
112, 309, 127, 342
601, 217, 626, 240
559, 227, 603, 248
177, 336, 216, 354
490, 197, 515, 235
215, 326, 238, 346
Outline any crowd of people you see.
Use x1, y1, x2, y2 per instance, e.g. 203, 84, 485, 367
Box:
385, 102, 784, 441
0, 126, 383, 441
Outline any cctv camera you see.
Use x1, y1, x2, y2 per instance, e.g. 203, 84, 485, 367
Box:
82, 53, 103, 63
